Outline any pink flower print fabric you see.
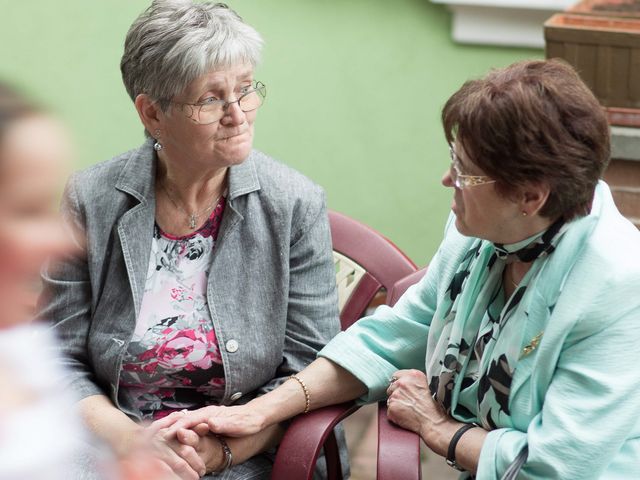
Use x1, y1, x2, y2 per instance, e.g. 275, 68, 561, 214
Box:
119, 199, 227, 419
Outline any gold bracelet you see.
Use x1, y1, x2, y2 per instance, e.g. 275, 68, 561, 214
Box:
289, 374, 310, 414
212, 434, 233, 475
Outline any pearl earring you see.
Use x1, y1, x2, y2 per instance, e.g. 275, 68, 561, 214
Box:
153, 129, 163, 151
522, 211, 528, 217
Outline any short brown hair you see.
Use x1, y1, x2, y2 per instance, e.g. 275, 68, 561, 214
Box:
442, 59, 610, 220
0, 82, 39, 147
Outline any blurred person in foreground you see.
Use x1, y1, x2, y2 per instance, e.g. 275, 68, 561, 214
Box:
161, 60, 640, 479
0, 83, 177, 480
38, 1, 342, 479
0, 81, 84, 480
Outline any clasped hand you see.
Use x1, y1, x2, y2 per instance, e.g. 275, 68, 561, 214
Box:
385, 369, 450, 442
144, 404, 265, 478
127, 422, 208, 480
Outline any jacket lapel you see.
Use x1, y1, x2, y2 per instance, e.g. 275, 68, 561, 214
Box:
115, 141, 156, 318
215, 152, 262, 243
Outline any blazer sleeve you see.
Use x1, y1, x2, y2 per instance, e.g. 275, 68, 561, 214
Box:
38, 174, 102, 400
476, 281, 640, 479
318, 253, 440, 404
255, 188, 341, 395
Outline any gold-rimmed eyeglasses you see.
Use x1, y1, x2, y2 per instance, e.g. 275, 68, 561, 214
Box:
164, 81, 266, 125
449, 146, 496, 189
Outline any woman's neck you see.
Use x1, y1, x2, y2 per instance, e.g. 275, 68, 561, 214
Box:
156, 151, 228, 208
503, 261, 532, 299
498, 214, 558, 246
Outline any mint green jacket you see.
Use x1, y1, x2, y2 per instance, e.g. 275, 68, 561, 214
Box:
320, 182, 640, 479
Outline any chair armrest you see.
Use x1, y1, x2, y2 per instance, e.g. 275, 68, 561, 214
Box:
376, 401, 422, 480
272, 402, 361, 480
387, 267, 428, 307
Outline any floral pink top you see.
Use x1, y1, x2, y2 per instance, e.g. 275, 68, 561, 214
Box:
119, 199, 226, 420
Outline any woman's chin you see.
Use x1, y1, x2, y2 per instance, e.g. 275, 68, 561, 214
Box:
214, 136, 252, 165
224, 148, 252, 166
454, 216, 472, 237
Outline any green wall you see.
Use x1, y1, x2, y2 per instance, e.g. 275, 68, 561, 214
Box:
0, 0, 541, 264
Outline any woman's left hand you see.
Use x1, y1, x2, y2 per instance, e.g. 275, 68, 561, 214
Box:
150, 405, 267, 439
385, 369, 452, 441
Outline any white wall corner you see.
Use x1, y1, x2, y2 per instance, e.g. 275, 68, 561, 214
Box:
431, 0, 576, 48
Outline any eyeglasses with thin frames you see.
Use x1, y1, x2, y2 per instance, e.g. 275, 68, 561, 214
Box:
449, 146, 496, 189
163, 81, 267, 125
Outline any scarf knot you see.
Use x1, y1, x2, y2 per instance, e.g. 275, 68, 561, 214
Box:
493, 217, 565, 264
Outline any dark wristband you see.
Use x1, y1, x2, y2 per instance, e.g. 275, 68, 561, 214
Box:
446, 423, 478, 471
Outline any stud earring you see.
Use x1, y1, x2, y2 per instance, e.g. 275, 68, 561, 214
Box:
153, 129, 163, 151
522, 211, 528, 217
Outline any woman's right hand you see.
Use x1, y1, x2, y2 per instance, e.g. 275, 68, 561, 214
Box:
77, 396, 207, 479
175, 425, 227, 474
127, 425, 207, 480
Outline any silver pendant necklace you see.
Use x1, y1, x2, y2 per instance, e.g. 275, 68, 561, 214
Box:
161, 182, 221, 229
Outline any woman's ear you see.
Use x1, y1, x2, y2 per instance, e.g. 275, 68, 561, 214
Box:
134, 94, 163, 136
520, 182, 551, 217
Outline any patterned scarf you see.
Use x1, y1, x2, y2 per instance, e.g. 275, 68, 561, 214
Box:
425, 217, 571, 429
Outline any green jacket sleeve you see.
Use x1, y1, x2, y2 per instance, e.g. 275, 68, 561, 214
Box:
318, 246, 442, 404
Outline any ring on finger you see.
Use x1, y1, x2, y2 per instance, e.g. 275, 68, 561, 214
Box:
389, 376, 398, 384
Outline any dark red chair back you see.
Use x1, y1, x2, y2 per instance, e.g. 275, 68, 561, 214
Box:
272, 211, 425, 480
329, 210, 417, 329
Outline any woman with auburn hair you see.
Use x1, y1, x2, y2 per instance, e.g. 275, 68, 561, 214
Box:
162, 59, 640, 479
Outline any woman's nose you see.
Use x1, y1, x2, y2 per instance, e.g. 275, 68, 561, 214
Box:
442, 168, 454, 188
220, 100, 245, 126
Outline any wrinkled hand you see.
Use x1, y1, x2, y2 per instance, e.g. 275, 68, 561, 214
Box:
175, 424, 225, 474
131, 424, 207, 480
385, 369, 449, 439
151, 404, 266, 438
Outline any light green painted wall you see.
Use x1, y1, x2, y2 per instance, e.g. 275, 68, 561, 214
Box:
0, 1, 541, 264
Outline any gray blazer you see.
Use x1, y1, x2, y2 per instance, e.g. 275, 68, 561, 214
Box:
40, 140, 341, 420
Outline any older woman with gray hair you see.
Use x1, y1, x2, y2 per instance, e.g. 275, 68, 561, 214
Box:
39, 1, 341, 479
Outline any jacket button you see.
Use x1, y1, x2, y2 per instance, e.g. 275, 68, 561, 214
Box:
230, 392, 243, 402
225, 339, 239, 353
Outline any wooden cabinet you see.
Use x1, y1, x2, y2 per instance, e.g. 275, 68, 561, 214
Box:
605, 127, 640, 228
545, 13, 640, 126
543, 2, 640, 229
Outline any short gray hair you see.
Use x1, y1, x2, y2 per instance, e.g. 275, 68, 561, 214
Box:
121, 0, 263, 110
